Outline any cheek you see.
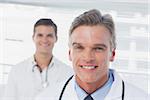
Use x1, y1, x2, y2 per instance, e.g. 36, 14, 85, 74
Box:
96, 53, 110, 65
51, 36, 57, 42
51, 41, 56, 46
69, 49, 77, 61
33, 37, 40, 44
48, 38, 55, 43
50, 38, 56, 43
69, 51, 80, 66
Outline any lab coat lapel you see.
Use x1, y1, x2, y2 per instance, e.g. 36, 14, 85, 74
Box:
61, 76, 78, 100
105, 70, 123, 100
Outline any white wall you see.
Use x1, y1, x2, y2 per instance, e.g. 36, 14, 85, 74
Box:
0, 1, 149, 95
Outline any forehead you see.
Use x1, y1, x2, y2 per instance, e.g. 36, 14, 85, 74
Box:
35, 25, 55, 33
71, 25, 111, 45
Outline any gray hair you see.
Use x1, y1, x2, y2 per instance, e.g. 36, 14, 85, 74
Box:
69, 9, 116, 49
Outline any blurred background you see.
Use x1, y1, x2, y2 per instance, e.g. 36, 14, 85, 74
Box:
0, 0, 149, 97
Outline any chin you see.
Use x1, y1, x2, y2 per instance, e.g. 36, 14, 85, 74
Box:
80, 76, 98, 84
40, 51, 50, 55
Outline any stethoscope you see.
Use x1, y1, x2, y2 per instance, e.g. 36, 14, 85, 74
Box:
32, 62, 54, 88
59, 75, 125, 100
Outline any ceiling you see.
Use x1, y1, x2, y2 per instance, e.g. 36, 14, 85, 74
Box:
0, 0, 149, 15
0, 0, 148, 8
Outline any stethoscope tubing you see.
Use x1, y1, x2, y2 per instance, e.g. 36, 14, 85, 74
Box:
59, 75, 125, 100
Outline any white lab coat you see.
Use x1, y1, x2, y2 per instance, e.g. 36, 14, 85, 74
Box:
3, 56, 73, 100
59, 69, 148, 100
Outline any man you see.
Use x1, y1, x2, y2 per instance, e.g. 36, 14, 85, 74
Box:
59, 9, 147, 100
3, 19, 73, 100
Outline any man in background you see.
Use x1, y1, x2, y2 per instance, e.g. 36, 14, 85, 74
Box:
4, 18, 73, 100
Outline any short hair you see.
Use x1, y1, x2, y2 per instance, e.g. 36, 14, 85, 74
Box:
33, 18, 57, 39
69, 9, 116, 49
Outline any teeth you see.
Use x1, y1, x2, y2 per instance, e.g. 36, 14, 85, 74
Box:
42, 44, 49, 46
81, 66, 96, 69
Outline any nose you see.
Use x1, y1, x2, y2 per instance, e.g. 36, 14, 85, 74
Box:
82, 49, 95, 62
42, 36, 49, 43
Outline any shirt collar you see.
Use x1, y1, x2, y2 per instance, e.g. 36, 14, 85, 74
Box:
74, 69, 114, 100
31, 55, 55, 72
74, 78, 87, 100
91, 70, 114, 99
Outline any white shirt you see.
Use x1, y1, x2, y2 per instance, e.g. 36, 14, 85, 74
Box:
3, 56, 73, 100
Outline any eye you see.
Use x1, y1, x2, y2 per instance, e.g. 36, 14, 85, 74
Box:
47, 34, 54, 38
73, 45, 84, 50
94, 47, 104, 52
37, 33, 43, 37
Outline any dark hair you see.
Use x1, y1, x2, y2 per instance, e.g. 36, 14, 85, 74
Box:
69, 9, 116, 49
33, 18, 57, 39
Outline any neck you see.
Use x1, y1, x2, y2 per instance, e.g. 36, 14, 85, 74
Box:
34, 52, 52, 71
76, 73, 109, 94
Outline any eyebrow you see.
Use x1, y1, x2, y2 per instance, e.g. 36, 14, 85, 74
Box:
72, 42, 107, 48
72, 42, 80, 46
93, 44, 107, 48
36, 32, 54, 35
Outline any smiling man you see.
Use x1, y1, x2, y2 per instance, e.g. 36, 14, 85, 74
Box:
59, 9, 147, 100
70, 25, 113, 95
4, 19, 73, 100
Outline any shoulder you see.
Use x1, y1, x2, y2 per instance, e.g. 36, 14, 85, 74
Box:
110, 69, 148, 99
125, 82, 148, 97
124, 82, 148, 99
10, 57, 32, 74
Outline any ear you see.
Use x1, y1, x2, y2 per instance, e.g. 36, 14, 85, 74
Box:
68, 49, 72, 61
54, 35, 58, 43
110, 49, 115, 62
32, 32, 35, 39
32, 35, 35, 41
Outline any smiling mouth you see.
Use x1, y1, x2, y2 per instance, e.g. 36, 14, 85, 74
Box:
81, 66, 98, 69
41, 44, 50, 47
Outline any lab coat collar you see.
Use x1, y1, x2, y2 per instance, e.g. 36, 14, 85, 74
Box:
61, 76, 79, 100
30, 55, 55, 72
105, 69, 123, 100
61, 69, 124, 100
